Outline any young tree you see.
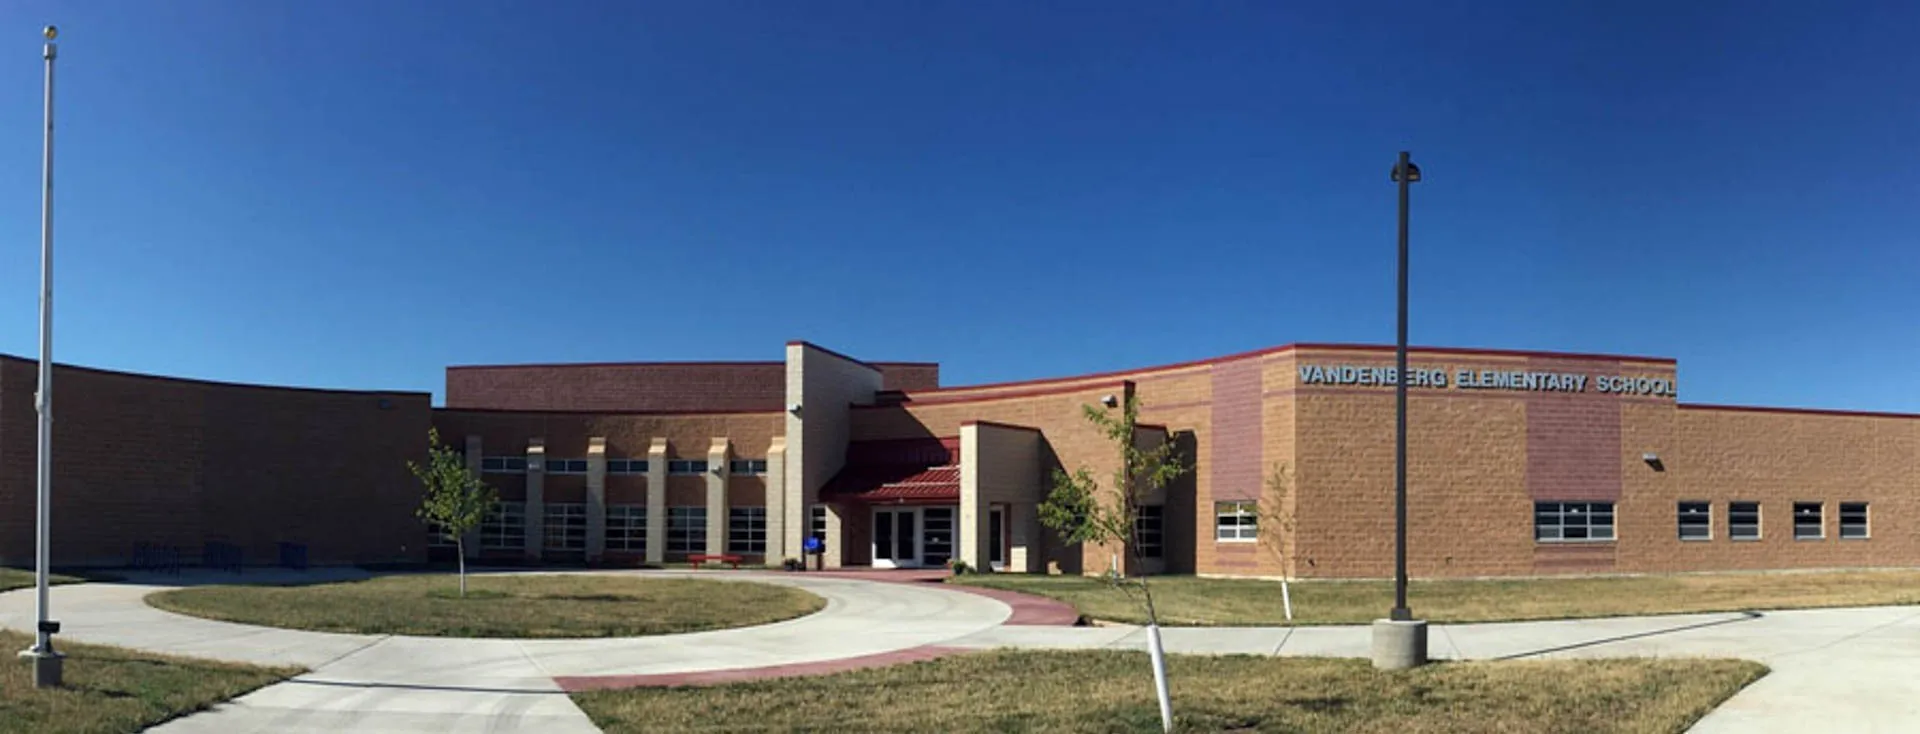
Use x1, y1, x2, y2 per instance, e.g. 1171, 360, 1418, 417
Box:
409, 428, 497, 598
1256, 462, 1300, 620
1038, 394, 1190, 733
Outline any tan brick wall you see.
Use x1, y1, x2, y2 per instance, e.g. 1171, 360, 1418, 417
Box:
0, 356, 432, 568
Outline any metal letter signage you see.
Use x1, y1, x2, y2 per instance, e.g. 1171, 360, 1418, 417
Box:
1297, 363, 1676, 397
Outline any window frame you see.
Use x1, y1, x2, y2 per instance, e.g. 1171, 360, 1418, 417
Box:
605, 505, 647, 553
480, 502, 526, 551
727, 507, 768, 554
1214, 501, 1258, 543
667, 459, 710, 476
542, 502, 587, 551
544, 458, 589, 475
1838, 502, 1869, 540
480, 456, 528, 474
729, 459, 770, 476
809, 505, 828, 543
1728, 501, 1762, 541
1676, 501, 1712, 542
666, 506, 708, 554
1792, 501, 1824, 540
1534, 501, 1617, 543
606, 459, 649, 475
1135, 505, 1166, 558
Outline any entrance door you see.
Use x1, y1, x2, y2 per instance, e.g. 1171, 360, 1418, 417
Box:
873, 508, 918, 569
988, 506, 1005, 572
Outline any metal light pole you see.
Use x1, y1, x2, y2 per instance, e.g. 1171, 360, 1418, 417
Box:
1372, 151, 1427, 670
19, 24, 63, 689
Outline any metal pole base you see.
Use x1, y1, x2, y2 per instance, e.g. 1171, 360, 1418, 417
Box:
1370, 619, 1428, 670
18, 648, 65, 688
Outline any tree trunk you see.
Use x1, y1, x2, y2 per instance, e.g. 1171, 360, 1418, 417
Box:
457, 539, 467, 598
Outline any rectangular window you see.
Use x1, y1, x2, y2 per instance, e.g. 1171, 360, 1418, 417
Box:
1215, 501, 1258, 542
668, 460, 709, 475
922, 507, 954, 566
480, 456, 528, 474
480, 502, 525, 551
1677, 501, 1711, 541
426, 519, 458, 549
543, 503, 587, 551
729, 459, 769, 475
809, 505, 828, 542
1729, 502, 1761, 541
728, 507, 768, 554
1135, 505, 1165, 559
606, 459, 649, 475
544, 459, 589, 475
606, 505, 646, 553
1534, 501, 1616, 542
667, 507, 707, 554
1793, 502, 1823, 540
1839, 502, 1869, 539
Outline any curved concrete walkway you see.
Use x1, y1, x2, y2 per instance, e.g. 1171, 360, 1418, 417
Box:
6, 570, 1917, 733
0, 569, 1014, 733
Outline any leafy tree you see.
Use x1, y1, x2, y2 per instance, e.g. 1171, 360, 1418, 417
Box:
409, 428, 497, 598
1038, 394, 1190, 732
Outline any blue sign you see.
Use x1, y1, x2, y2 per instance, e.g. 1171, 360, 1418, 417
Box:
803, 536, 824, 554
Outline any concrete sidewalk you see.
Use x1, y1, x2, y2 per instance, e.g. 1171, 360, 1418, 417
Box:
951, 604, 1920, 733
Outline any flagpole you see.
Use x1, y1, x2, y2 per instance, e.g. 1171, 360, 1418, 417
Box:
22, 24, 63, 689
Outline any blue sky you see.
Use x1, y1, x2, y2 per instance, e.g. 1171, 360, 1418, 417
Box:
0, 1, 1914, 411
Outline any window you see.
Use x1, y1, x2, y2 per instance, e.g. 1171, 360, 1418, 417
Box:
729, 459, 769, 475
544, 459, 588, 475
668, 460, 709, 475
1215, 502, 1258, 542
1135, 505, 1165, 559
480, 456, 528, 474
1677, 502, 1711, 541
1729, 502, 1761, 541
1534, 501, 1615, 542
543, 503, 586, 551
667, 507, 707, 554
1840, 502, 1869, 539
426, 519, 458, 549
606, 505, 646, 553
1793, 502, 1823, 540
922, 508, 954, 566
809, 505, 828, 542
728, 507, 768, 554
480, 502, 525, 551
606, 459, 649, 474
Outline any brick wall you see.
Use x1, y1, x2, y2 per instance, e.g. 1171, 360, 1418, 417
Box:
0, 355, 432, 568
445, 361, 937, 412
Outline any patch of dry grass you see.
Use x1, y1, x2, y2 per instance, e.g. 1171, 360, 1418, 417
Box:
147, 573, 824, 638
572, 650, 1765, 733
0, 630, 296, 734
0, 568, 82, 593
954, 569, 1920, 625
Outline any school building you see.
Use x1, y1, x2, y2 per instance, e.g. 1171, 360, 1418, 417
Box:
1, 341, 1915, 578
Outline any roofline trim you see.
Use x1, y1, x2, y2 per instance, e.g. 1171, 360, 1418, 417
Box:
434, 407, 783, 418
1677, 403, 1920, 420
860, 379, 1132, 408
960, 420, 1043, 433
0, 354, 431, 398
447, 359, 938, 371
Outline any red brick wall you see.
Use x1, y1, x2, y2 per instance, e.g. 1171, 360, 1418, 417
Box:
445, 362, 938, 412
0, 356, 433, 568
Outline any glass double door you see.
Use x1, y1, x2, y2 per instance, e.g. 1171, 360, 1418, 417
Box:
872, 506, 955, 569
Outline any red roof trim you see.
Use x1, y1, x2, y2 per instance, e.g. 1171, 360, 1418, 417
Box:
1677, 403, 1920, 420
960, 420, 1043, 433
861, 379, 1130, 409
899, 343, 1678, 398
0, 354, 430, 398
433, 407, 783, 418
446, 359, 935, 371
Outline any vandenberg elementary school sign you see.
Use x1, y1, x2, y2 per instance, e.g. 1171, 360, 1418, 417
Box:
1297, 364, 1678, 397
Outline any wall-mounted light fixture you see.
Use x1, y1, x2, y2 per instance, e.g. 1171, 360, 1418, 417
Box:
788, 403, 803, 416
1100, 394, 1119, 408
1642, 452, 1665, 472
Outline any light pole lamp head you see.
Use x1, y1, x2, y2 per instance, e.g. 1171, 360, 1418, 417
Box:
44, 26, 57, 40
1391, 159, 1421, 184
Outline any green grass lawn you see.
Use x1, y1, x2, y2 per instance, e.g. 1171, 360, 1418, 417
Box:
0, 630, 296, 734
0, 568, 83, 593
147, 573, 825, 638
953, 569, 1920, 626
572, 650, 1766, 733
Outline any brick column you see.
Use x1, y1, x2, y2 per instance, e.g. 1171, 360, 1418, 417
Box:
463, 435, 483, 560
525, 439, 546, 562
707, 438, 730, 557
645, 438, 668, 565
765, 437, 787, 561
586, 438, 607, 562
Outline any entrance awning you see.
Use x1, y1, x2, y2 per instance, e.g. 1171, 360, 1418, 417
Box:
821, 465, 960, 502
